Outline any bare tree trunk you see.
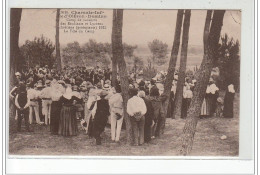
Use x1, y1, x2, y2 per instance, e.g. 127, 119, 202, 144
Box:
161, 10, 184, 126
172, 10, 191, 119
180, 10, 225, 156
111, 9, 132, 144
10, 8, 22, 119
111, 59, 117, 87
111, 11, 118, 87
10, 8, 22, 87
56, 9, 62, 71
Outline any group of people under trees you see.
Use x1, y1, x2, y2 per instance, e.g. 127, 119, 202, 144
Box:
10, 64, 236, 145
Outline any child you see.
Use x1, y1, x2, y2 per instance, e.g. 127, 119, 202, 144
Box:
15, 83, 32, 132
216, 97, 224, 118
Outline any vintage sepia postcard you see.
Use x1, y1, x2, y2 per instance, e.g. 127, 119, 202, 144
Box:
9, 8, 241, 156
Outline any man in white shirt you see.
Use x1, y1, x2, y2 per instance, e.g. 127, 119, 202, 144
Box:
27, 84, 42, 124
109, 85, 123, 143
127, 88, 147, 146
39, 80, 52, 125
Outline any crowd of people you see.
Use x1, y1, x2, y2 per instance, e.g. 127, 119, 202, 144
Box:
9, 65, 236, 145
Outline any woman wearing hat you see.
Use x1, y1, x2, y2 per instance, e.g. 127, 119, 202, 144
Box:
58, 86, 82, 137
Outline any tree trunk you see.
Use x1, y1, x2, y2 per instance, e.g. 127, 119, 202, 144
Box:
10, 8, 22, 87
10, 8, 22, 118
111, 59, 117, 87
172, 10, 191, 119
56, 9, 62, 71
111, 9, 132, 144
111, 11, 118, 87
180, 10, 225, 156
161, 10, 184, 125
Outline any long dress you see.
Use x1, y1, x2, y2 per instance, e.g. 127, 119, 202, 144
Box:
211, 91, 219, 115
201, 93, 211, 116
223, 91, 235, 118
50, 101, 62, 134
58, 96, 81, 136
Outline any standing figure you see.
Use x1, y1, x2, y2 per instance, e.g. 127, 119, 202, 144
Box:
147, 87, 161, 138
10, 82, 19, 120
208, 79, 219, 116
109, 85, 124, 143
58, 87, 82, 136
50, 80, 65, 135
127, 88, 147, 146
138, 91, 154, 143
86, 87, 98, 138
15, 83, 32, 132
92, 91, 110, 145
27, 84, 42, 124
36, 80, 45, 122
216, 97, 224, 118
223, 84, 236, 118
39, 80, 52, 125
71, 85, 83, 120
181, 85, 193, 119
201, 84, 211, 117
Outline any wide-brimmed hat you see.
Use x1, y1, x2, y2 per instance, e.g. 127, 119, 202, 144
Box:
99, 90, 109, 97
103, 84, 110, 91
58, 80, 65, 85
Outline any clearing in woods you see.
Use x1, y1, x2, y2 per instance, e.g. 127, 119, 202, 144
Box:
8, 92, 239, 156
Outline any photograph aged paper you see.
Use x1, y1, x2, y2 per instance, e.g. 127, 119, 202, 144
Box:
9, 9, 241, 156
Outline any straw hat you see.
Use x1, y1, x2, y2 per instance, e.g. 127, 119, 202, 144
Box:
103, 84, 110, 91
99, 90, 109, 97
58, 80, 65, 85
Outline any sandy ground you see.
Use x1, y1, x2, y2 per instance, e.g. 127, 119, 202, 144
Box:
8, 93, 239, 156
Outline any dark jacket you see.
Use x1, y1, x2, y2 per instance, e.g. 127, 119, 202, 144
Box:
93, 98, 110, 132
